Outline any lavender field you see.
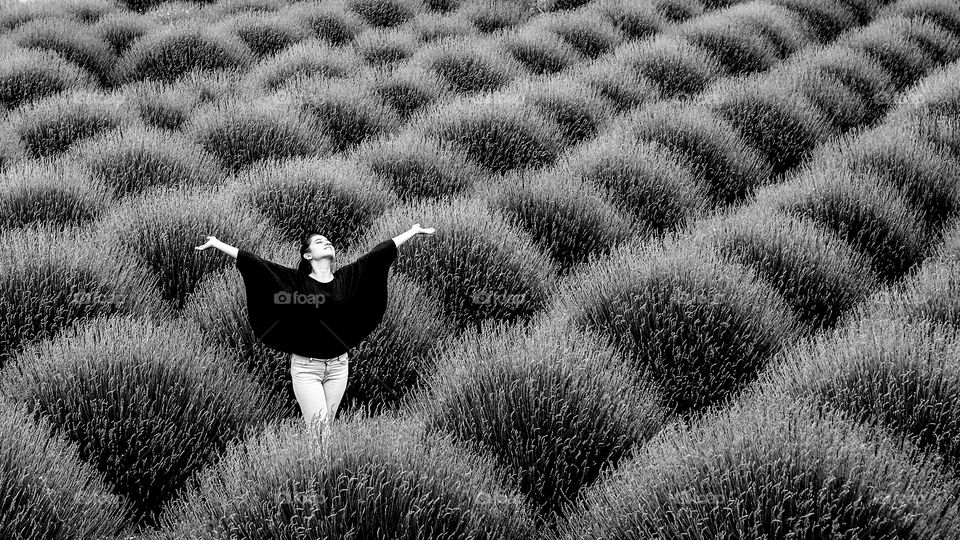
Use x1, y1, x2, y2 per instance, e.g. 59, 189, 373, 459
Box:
1, 0, 960, 537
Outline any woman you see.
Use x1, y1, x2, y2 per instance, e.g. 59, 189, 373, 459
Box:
194, 223, 435, 437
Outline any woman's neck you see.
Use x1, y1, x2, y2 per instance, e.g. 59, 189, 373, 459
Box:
309, 271, 334, 283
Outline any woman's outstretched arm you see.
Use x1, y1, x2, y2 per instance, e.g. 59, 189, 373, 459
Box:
194, 235, 239, 259
392, 223, 436, 247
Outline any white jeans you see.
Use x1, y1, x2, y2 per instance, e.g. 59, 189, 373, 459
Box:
289, 352, 349, 437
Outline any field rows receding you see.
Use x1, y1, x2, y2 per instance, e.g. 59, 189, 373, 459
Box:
1, 0, 960, 538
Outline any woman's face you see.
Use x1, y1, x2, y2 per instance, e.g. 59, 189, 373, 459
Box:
305, 234, 335, 262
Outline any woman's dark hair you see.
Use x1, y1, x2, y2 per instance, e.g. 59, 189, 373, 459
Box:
297, 231, 325, 275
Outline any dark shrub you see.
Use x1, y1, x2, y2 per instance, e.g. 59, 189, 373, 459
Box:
818, 123, 960, 231
371, 63, 448, 118
624, 100, 773, 206
153, 414, 537, 538
756, 159, 930, 284
502, 27, 585, 75
594, 0, 662, 39
614, 34, 722, 98
551, 237, 801, 416
220, 11, 308, 57
0, 0, 117, 30
297, 77, 402, 153
409, 34, 525, 94
72, 124, 226, 198
885, 0, 960, 37
719, 1, 814, 58
364, 196, 557, 331
124, 79, 198, 130
455, 0, 531, 33
418, 94, 563, 173
783, 46, 894, 128
95, 183, 281, 311
410, 319, 669, 522
12, 17, 118, 85
840, 17, 938, 90
0, 47, 94, 110
233, 154, 396, 249
245, 40, 360, 91
894, 55, 960, 119
677, 15, 780, 75
566, 132, 708, 235
116, 24, 254, 83
0, 222, 168, 367
356, 130, 481, 201
186, 95, 328, 172
555, 392, 960, 538
406, 10, 478, 41
508, 76, 614, 147
689, 204, 878, 332
478, 170, 635, 275
526, 8, 623, 59
778, 67, 874, 132
0, 157, 107, 229
354, 26, 420, 66
563, 57, 659, 111
280, 0, 366, 44
10, 89, 130, 158
0, 397, 131, 538
347, 0, 423, 27
770, 0, 856, 41
707, 77, 832, 175
763, 315, 960, 478
653, 0, 703, 23
0, 314, 286, 527
93, 11, 154, 55
859, 218, 960, 328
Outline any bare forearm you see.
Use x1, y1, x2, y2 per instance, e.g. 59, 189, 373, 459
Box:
391, 227, 417, 248
215, 239, 239, 259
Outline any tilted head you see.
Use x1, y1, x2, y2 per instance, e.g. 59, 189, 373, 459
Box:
297, 232, 335, 275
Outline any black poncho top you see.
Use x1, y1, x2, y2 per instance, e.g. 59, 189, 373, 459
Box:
235, 238, 398, 359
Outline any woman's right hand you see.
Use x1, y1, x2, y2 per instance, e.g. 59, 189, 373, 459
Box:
195, 236, 218, 251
